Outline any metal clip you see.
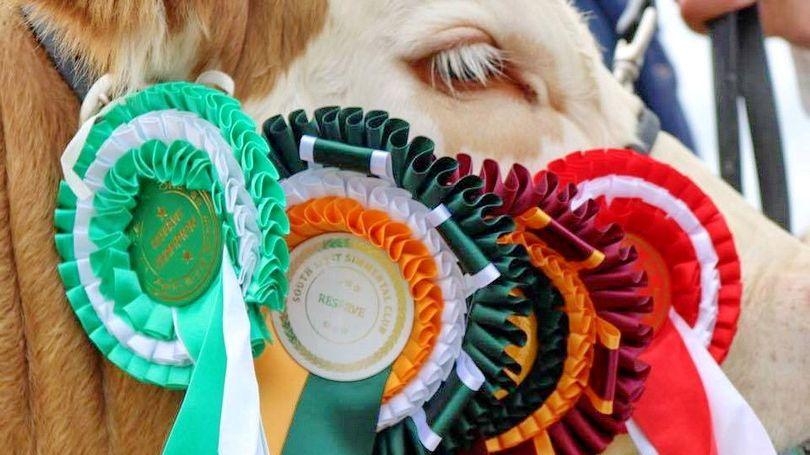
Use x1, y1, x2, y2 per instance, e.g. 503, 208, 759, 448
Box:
613, 6, 658, 91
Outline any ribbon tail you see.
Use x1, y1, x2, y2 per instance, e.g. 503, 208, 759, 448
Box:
630, 312, 775, 455
163, 280, 226, 454
630, 315, 716, 455
282, 368, 390, 455
220, 251, 268, 455
626, 420, 659, 455
256, 421, 270, 455
164, 249, 268, 455
670, 313, 775, 455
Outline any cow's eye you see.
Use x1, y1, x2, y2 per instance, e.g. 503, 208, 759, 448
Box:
425, 43, 506, 94
406, 41, 506, 96
410, 40, 535, 102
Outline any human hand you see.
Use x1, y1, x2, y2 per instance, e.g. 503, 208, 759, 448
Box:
679, 0, 810, 47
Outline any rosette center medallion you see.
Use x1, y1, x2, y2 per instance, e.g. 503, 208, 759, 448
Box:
129, 181, 223, 306
274, 233, 414, 381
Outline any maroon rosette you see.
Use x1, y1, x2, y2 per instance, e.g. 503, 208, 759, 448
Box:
455, 155, 652, 454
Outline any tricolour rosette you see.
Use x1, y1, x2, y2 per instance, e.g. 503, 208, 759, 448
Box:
449, 157, 652, 454
548, 150, 741, 360
547, 150, 772, 455
256, 107, 535, 455
54, 82, 289, 454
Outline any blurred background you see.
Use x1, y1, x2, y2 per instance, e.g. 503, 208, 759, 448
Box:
655, 1, 810, 235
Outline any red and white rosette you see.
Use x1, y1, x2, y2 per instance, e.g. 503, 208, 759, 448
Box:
548, 149, 775, 455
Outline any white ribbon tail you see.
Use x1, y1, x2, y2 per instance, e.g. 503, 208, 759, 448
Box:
629, 312, 776, 455
626, 419, 659, 455
219, 251, 268, 455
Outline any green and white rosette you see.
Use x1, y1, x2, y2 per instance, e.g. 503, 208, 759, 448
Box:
261, 107, 535, 454
54, 81, 289, 454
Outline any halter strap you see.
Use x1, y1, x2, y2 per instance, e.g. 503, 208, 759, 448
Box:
710, 6, 791, 229
23, 6, 90, 100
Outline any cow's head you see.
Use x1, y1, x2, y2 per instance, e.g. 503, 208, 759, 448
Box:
241, 0, 644, 171
19, 0, 810, 451
24, 0, 643, 170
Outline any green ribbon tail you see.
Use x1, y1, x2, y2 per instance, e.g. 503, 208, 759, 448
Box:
282, 368, 391, 455
162, 278, 225, 455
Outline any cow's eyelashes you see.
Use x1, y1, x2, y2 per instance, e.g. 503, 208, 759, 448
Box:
411, 41, 536, 103
427, 43, 506, 94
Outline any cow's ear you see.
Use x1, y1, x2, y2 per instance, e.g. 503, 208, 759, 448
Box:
18, 0, 232, 95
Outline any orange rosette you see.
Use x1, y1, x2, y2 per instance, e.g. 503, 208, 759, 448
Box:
262, 107, 535, 454
489, 230, 603, 451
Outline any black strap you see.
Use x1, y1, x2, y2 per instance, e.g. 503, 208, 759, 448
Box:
23, 7, 90, 100
710, 6, 791, 229
628, 107, 661, 154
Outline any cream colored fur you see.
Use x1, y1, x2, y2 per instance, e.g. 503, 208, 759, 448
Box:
0, 0, 807, 453
244, 0, 642, 171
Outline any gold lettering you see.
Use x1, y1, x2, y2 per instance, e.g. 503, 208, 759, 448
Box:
155, 217, 198, 269
317, 292, 367, 319
150, 209, 183, 249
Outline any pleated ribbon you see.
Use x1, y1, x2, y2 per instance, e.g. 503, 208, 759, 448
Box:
54, 82, 289, 454
549, 149, 774, 455
451, 157, 651, 454
259, 107, 536, 454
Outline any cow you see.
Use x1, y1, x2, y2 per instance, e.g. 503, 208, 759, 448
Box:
0, 1, 807, 453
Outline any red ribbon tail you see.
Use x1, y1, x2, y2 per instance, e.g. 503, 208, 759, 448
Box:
632, 318, 717, 455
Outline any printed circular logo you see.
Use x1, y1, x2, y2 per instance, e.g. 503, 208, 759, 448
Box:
273, 233, 414, 381
128, 181, 222, 306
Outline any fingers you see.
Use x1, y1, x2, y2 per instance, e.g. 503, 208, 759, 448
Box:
759, 0, 810, 47
680, 0, 757, 33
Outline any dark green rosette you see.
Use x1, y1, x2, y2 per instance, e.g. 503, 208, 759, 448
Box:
440, 280, 568, 452
261, 106, 537, 455
435, 162, 571, 451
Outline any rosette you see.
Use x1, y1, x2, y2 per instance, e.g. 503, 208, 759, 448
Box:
450, 157, 651, 454
547, 150, 772, 455
256, 107, 534, 455
54, 81, 289, 454
548, 149, 741, 358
